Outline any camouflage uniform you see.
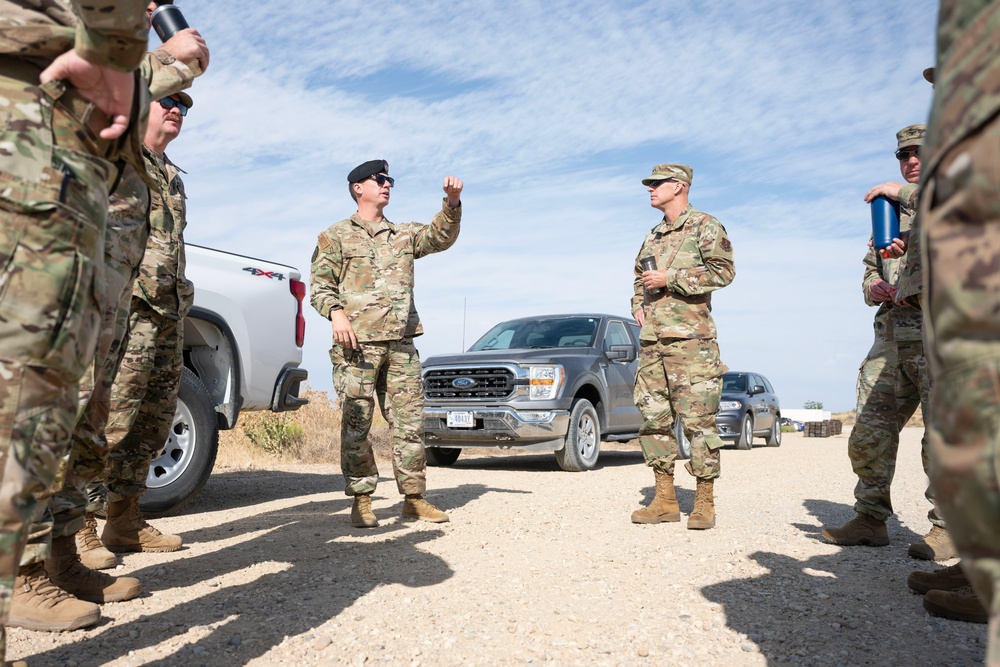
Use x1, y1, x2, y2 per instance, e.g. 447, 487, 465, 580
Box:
0, 0, 148, 656
919, 0, 1000, 659
104, 149, 193, 500
19, 53, 199, 569
848, 174, 941, 527
631, 202, 735, 479
310, 201, 461, 495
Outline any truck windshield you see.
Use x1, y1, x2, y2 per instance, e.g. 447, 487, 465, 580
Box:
469, 317, 599, 351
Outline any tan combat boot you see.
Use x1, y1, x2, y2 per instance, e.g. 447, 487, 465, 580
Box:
924, 586, 988, 623
820, 513, 888, 546
102, 494, 182, 553
687, 478, 716, 530
45, 535, 141, 603
631, 471, 681, 524
76, 513, 117, 570
7, 562, 100, 631
908, 562, 969, 595
402, 494, 450, 523
351, 494, 379, 528
908, 525, 958, 561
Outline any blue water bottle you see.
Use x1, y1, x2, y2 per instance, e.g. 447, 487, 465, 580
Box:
870, 195, 900, 253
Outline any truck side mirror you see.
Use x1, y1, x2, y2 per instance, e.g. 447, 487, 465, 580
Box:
606, 345, 636, 362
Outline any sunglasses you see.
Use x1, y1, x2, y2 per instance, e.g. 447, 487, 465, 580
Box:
895, 147, 920, 161
369, 174, 395, 187
649, 179, 677, 188
157, 97, 188, 117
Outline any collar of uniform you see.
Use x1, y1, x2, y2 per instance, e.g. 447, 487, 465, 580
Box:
656, 203, 695, 233
350, 213, 392, 237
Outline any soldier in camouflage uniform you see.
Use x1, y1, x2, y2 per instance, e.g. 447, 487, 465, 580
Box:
910, 0, 1000, 642
8, 34, 207, 634
310, 160, 462, 528
821, 126, 955, 560
629, 164, 735, 531
96, 89, 195, 556
0, 0, 149, 657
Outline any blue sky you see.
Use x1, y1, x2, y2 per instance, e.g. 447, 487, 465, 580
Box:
169, 1, 938, 412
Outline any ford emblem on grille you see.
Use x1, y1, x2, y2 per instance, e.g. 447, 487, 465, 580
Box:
452, 377, 477, 389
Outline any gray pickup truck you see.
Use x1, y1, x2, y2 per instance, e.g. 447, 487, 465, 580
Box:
421, 313, 645, 471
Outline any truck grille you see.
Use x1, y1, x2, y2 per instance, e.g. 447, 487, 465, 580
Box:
424, 367, 515, 399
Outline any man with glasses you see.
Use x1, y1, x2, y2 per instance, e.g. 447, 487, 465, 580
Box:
92, 90, 196, 554
629, 164, 735, 530
822, 125, 955, 563
310, 160, 463, 528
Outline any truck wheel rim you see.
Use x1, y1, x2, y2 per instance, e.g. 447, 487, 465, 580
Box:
577, 414, 597, 460
147, 400, 196, 489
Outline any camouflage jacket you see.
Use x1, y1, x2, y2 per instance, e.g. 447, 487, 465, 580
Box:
862, 191, 922, 342
0, 1, 148, 71
631, 204, 735, 341
309, 199, 461, 342
923, 0, 1000, 179
104, 51, 198, 278
891, 183, 922, 306
132, 149, 193, 320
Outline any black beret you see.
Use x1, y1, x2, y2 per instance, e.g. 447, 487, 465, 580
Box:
347, 160, 389, 184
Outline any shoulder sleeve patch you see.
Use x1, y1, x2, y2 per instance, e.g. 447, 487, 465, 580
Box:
720, 238, 732, 252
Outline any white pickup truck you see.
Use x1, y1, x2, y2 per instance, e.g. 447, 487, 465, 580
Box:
141, 243, 309, 516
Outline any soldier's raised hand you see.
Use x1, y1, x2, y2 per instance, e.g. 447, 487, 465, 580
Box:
40, 52, 134, 139
443, 176, 463, 207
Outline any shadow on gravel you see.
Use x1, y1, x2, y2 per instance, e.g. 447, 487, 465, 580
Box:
179, 468, 341, 515
702, 499, 983, 665
441, 446, 644, 473
26, 479, 507, 667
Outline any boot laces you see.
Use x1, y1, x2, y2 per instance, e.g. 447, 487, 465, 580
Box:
19, 567, 74, 605
78, 517, 104, 550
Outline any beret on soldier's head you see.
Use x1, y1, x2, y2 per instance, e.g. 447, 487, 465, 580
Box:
641, 163, 693, 186
348, 160, 389, 184
896, 124, 926, 149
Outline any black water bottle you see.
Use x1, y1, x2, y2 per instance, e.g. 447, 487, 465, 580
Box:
639, 256, 663, 297
150, 4, 189, 42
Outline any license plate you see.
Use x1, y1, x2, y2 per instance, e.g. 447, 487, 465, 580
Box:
447, 411, 474, 428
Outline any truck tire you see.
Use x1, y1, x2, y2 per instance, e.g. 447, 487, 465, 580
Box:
140, 368, 219, 517
735, 413, 753, 451
425, 447, 461, 466
554, 398, 600, 472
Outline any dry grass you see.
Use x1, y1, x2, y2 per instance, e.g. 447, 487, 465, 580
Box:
216, 386, 391, 470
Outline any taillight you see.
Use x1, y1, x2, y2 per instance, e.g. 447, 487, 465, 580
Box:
290, 279, 306, 347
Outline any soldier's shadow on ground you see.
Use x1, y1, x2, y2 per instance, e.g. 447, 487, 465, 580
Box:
445, 446, 644, 473
701, 499, 982, 666
177, 468, 340, 515
28, 479, 515, 667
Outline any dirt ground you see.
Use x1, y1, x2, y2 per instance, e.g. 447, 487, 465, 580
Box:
8, 428, 985, 666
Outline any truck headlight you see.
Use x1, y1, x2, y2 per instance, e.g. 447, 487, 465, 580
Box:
719, 400, 742, 410
528, 365, 563, 400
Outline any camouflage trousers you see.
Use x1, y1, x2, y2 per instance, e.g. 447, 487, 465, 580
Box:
104, 298, 184, 498
331, 338, 426, 496
633, 337, 725, 479
922, 112, 1000, 665
847, 336, 942, 526
0, 66, 117, 653
19, 242, 139, 567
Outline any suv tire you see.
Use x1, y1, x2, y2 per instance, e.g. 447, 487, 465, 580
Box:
555, 398, 600, 471
765, 417, 782, 447
735, 412, 753, 450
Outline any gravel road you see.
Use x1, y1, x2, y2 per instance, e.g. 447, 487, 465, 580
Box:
8, 428, 986, 666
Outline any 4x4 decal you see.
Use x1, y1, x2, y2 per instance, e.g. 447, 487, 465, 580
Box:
243, 267, 286, 281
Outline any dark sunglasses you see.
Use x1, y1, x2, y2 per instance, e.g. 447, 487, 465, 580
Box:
158, 97, 188, 117
649, 178, 677, 188
895, 147, 920, 161
370, 174, 394, 187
